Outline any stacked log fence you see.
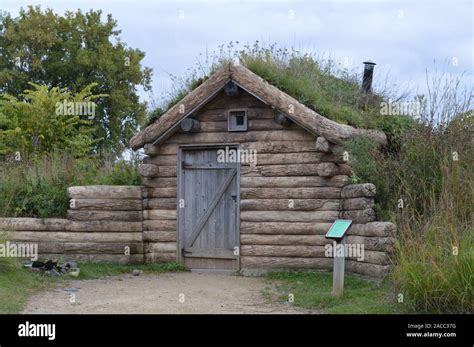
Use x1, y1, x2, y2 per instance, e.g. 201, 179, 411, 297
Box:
0, 186, 143, 264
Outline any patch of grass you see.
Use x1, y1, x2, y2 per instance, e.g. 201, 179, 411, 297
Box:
0, 258, 64, 313
266, 271, 401, 314
77, 261, 188, 280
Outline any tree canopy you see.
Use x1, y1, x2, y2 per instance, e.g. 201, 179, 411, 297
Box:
0, 6, 152, 154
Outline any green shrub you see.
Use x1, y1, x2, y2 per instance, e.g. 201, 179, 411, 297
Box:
94, 159, 143, 186
0, 83, 106, 158
0, 152, 142, 218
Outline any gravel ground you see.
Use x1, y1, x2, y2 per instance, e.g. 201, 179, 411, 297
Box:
22, 272, 313, 314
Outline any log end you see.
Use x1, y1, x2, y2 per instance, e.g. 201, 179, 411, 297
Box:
341, 183, 377, 198
315, 136, 331, 152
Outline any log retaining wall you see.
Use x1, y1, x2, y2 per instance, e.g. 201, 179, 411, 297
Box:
0, 186, 144, 264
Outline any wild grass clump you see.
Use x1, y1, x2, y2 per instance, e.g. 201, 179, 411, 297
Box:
391, 137, 473, 313
0, 152, 142, 218
346, 81, 473, 313
393, 217, 472, 313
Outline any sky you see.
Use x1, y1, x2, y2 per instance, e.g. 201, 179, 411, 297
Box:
1, 0, 473, 106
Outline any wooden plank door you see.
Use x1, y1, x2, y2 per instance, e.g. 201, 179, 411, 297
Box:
178, 147, 239, 271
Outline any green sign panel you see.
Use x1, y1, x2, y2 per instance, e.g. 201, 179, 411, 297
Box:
325, 219, 352, 240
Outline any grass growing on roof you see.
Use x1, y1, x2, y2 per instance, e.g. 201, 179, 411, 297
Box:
266, 271, 401, 314
146, 41, 414, 141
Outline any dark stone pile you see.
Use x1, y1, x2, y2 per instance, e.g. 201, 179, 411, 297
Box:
24, 260, 79, 277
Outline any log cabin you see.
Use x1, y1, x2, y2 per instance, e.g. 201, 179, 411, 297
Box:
129, 62, 396, 277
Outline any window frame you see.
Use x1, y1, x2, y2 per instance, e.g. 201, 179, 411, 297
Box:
227, 108, 248, 132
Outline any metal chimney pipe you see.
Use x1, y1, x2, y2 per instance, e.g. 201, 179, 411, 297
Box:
362, 60, 376, 93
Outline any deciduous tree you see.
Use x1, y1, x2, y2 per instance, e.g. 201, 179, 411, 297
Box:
0, 6, 152, 154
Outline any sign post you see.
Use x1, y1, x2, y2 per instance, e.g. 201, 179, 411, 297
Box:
325, 219, 352, 298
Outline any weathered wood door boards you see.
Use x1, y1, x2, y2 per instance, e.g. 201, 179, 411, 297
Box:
178, 147, 239, 271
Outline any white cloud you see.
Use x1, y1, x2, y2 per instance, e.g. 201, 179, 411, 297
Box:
2, 0, 472, 102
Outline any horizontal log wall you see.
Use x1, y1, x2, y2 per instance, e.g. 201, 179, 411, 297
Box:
340, 184, 377, 223
0, 186, 144, 264
141, 180, 177, 262
140, 90, 396, 277
238, 184, 394, 277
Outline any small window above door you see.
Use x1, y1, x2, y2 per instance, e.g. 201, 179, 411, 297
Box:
228, 109, 248, 132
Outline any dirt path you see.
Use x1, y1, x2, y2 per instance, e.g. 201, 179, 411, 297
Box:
22, 272, 312, 314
